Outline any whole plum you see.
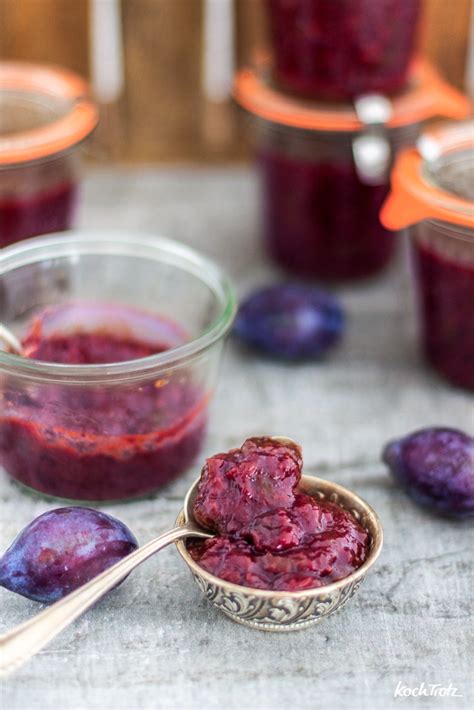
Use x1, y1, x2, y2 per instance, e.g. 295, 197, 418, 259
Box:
233, 284, 345, 360
382, 428, 474, 518
0, 507, 138, 603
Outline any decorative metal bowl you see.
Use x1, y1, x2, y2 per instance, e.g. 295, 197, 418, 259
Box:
175, 474, 383, 631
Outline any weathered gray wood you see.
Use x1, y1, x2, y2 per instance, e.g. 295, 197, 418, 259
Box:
1, 168, 472, 710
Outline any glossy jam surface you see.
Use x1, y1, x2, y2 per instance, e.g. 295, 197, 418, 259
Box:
267, 0, 420, 99
0, 309, 207, 501
259, 148, 394, 280
0, 182, 77, 247
190, 438, 369, 591
413, 238, 474, 390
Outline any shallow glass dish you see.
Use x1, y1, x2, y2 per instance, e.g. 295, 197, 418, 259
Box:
0, 231, 236, 502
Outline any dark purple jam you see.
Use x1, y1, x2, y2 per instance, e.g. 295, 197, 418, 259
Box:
0, 317, 207, 501
266, 0, 421, 99
413, 238, 474, 391
0, 181, 77, 247
189, 437, 369, 591
259, 148, 395, 280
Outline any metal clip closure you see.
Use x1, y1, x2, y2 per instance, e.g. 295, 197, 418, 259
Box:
352, 94, 394, 185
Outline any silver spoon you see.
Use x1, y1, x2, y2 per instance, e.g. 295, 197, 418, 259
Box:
0, 323, 23, 356
0, 478, 212, 676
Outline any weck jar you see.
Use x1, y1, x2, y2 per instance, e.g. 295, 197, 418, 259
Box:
266, 0, 422, 100
381, 120, 474, 391
0, 231, 236, 502
0, 62, 98, 247
234, 59, 469, 281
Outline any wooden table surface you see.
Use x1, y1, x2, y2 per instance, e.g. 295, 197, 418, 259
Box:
1, 167, 473, 710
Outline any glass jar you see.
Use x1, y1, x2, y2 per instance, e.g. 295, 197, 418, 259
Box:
0, 62, 98, 247
0, 231, 236, 502
381, 121, 474, 391
234, 60, 469, 281
266, 0, 422, 100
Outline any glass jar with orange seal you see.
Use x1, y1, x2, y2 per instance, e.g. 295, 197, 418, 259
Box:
0, 231, 236, 502
234, 60, 469, 281
0, 62, 98, 247
381, 120, 474, 391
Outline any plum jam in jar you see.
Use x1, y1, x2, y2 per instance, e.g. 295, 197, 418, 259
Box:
0, 231, 236, 502
266, 0, 422, 100
0, 62, 98, 247
234, 60, 469, 281
382, 121, 474, 391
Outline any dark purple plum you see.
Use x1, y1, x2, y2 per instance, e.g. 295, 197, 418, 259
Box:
233, 284, 344, 360
382, 428, 474, 518
0, 507, 138, 603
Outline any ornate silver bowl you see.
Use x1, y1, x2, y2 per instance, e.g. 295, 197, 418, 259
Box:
175, 474, 383, 631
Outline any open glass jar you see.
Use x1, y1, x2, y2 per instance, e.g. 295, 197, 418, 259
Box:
381, 121, 474, 391
266, 0, 422, 100
234, 60, 469, 281
0, 62, 98, 247
0, 231, 236, 502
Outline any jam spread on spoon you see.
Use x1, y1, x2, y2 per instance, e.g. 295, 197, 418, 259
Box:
189, 438, 369, 591
0, 304, 207, 501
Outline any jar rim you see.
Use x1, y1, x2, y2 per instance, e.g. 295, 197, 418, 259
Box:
0, 62, 98, 166
0, 231, 237, 384
233, 57, 469, 133
381, 120, 474, 231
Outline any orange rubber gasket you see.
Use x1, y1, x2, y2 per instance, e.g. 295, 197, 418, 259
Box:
233, 57, 470, 133
381, 121, 474, 231
0, 62, 98, 166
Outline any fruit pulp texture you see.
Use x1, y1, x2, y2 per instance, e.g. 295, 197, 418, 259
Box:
267, 0, 420, 100
413, 239, 474, 391
0, 182, 77, 247
259, 148, 395, 280
0, 320, 207, 501
189, 438, 369, 591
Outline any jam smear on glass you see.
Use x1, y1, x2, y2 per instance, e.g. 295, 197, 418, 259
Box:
189, 437, 369, 591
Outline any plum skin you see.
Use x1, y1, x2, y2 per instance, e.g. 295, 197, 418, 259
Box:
382, 428, 474, 518
233, 284, 345, 360
0, 507, 138, 603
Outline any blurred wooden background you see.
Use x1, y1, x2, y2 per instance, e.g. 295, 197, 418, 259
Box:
0, 0, 472, 162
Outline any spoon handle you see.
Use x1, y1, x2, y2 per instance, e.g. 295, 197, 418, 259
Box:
0, 522, 202, 676
0, 324, 22, 356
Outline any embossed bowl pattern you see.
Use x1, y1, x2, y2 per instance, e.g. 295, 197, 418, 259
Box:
176, 475, 383, 631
